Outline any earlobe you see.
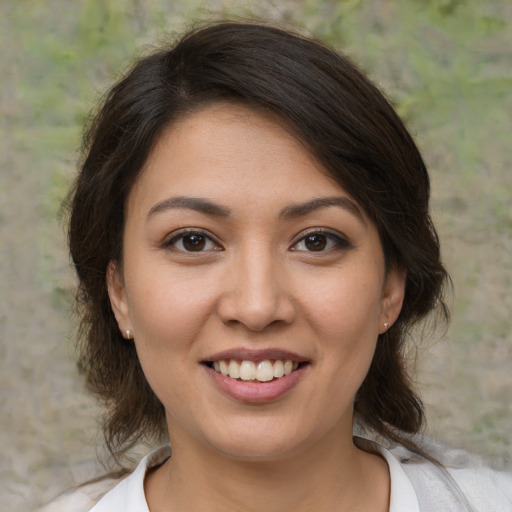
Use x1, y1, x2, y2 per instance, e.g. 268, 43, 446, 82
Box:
379, 266, 406, 333
106, 260, 131, 328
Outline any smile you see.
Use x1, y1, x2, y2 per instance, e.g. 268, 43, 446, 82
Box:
209, 359, 300, 382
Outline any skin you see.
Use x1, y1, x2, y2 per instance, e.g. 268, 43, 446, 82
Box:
108, 103, 405, 511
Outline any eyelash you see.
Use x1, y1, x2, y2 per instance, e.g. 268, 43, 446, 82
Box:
164, 228, 351, 254
165, 229, 222, 253
290, 229, 351, 253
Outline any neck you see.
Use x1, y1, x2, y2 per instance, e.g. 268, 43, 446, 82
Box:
145, 426, 389, 512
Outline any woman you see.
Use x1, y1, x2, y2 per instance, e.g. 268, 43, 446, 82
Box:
42, 22, 511, 511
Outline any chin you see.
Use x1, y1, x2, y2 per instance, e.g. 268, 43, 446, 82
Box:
212, 437, 303, 462
198, 417, 322, 462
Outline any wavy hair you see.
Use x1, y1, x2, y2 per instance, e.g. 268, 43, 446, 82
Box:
68, 21, 449, 460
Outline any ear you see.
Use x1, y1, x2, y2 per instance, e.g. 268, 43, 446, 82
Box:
106, 260, 132, 333
379, 266, 406, 333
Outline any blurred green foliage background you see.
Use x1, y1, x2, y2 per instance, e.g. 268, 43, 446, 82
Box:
1, 0, 511, 509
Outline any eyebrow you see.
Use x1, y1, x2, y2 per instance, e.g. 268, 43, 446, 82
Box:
279, 196, 365, 222
147, 196, 231, 219
146, 195, 364, 223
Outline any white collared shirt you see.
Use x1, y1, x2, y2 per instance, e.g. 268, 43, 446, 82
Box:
40, 441, 512, 511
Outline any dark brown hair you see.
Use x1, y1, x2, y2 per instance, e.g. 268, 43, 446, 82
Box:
69, 21, 449, 460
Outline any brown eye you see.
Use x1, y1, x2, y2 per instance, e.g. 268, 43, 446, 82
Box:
182, 234, 206, 251
304, 234, 327, 251
292, 231, 350, 253
168, 231, 219, 252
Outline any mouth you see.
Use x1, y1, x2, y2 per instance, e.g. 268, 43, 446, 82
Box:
203, 349, 310, 402
205, 359, 307, 383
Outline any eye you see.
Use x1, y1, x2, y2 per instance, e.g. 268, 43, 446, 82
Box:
291, 231, 350, 252
167, 231, 220, 252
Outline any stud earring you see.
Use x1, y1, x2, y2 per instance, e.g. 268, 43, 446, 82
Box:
124, 329, 134, 340
383, 322, 389, 331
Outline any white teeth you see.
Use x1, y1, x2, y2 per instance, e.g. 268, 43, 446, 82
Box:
256, 360, 274, 382
228, 359, 240, 379
239, 361, 256, 381
212, 358, 301, 382
219, 360, 229, 376
273, 360, 285, 378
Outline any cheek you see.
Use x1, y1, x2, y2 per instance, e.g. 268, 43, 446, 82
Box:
125, 272, 214, 406
125, 261, 217, 340
299, 269, 383, 385
301, 270, 383, 340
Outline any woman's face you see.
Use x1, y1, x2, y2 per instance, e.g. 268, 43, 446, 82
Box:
108, 103, 405, 460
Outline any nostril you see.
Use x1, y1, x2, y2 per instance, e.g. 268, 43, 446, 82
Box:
217, 302, 296, 332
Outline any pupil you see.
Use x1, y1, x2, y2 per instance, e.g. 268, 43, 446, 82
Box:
305, 234, 326, 251
183, 234, 205, 251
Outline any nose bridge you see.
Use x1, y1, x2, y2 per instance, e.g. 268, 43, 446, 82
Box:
218, 240, 295, 330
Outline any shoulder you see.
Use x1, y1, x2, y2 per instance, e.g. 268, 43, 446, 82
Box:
36, 478, 123, 512
448, 464, 512, 510
391, 440, 512, 512
37, 446, 171, 512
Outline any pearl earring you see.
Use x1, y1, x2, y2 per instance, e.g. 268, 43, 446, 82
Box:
124, 329, 134, 340
383, 322, 389, 330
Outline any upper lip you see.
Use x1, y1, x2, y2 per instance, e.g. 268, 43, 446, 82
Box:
204, 348, 308, 363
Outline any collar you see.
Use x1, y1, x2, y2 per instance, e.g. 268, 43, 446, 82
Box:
90, 443, 420, 512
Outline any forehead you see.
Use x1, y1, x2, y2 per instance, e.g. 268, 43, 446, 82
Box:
133, 103, 347, 206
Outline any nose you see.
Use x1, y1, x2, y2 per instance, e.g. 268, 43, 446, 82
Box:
217, 248, 296, 331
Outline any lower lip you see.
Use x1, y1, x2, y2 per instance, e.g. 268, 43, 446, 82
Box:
204, 365, 308, 403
